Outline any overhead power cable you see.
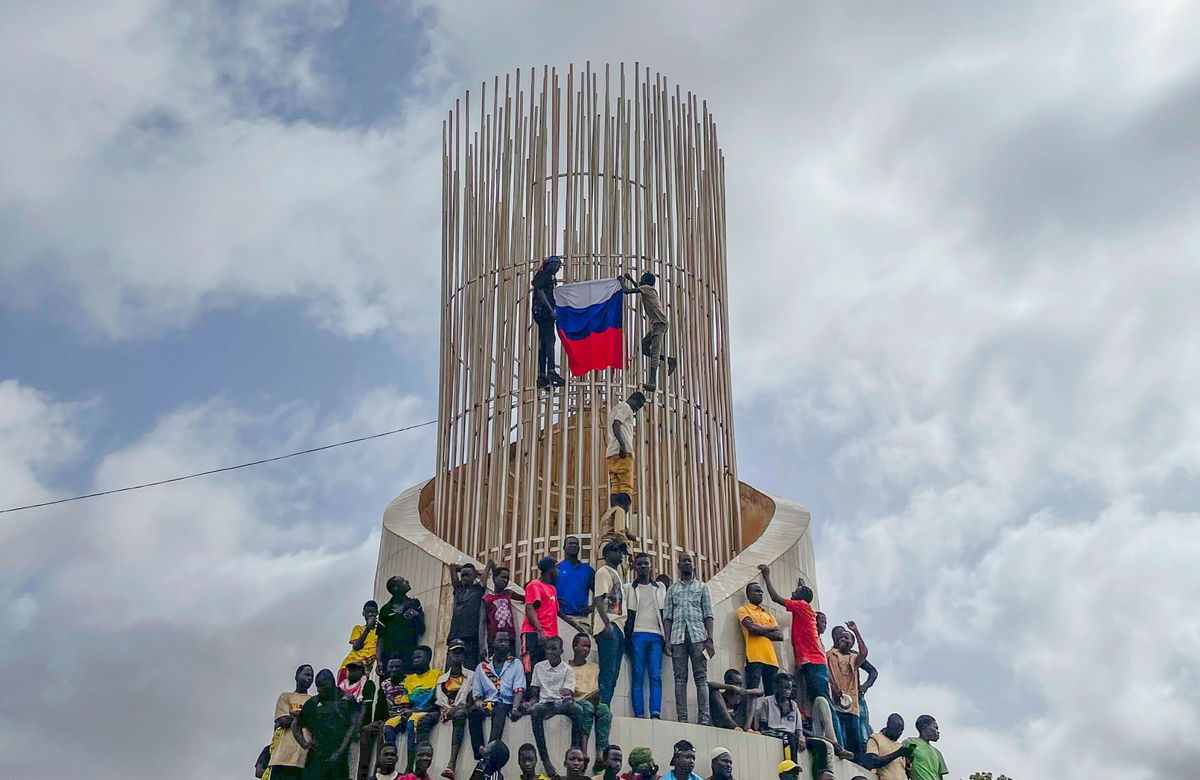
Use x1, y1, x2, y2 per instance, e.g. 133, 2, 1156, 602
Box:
0, 419, 438, 515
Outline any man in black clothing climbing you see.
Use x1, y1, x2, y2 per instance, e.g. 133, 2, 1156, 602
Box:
532, 256, 565, 389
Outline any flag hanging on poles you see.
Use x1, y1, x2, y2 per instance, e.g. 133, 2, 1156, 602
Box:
554, 278, 624, 377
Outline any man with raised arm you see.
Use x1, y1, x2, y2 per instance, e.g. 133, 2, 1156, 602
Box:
756, 565, 835, 725
618, 272, 677, 392
827, 621, 869, 760
663, 552, 714, 725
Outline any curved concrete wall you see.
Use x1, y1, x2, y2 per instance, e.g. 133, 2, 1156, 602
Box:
376, 479, 867, 779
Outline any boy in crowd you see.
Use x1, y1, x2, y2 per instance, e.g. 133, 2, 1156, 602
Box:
592, 539, 627, 706
515, 743, 551, 780
593, 745, 622, 780
603, 392, 646, 542
526, 635, 583, 779
623, 551, 666, 719
568, 633, 611, 766
338, 660, 377, 779
482, 561, 524, 654
664, 741, 702, 780
468, 631, 527, 745
663, 553, 714, 725
437, 641, 479, 780
377, 657, 411, 748
522, 557, 561, 666
738, 582, 783, 696
376, 744, 402, 780
708, 668, 761, 731
400, 742, 435, 780
563, 747, 591, 780
448, 563, 487, 670
340, 601, 379, 683
377, 576, 425, 677
754, 673, 802, 760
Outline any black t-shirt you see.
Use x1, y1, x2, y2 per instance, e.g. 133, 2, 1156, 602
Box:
377, 596, 425, 653
449, 583, 485, 641
298, 693, 355, 758
531, 268, 556, 318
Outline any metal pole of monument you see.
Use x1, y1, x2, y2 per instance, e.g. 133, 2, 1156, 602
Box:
435, 62, 741, 583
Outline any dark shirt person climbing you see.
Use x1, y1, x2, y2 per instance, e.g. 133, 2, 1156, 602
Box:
532, 256, 565, 389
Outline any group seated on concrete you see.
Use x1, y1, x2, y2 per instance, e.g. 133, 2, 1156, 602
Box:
257, 544, 948, 780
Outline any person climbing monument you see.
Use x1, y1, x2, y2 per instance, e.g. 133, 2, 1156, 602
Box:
618, 272, 676, 392
602, 392, 645, 547
532, 256, 565, 390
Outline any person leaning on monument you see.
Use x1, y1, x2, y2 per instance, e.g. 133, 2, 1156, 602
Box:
618, 272, 677, 392
601, 392, 645, 548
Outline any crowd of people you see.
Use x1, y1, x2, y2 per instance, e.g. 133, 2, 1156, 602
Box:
255, 541, 948, 780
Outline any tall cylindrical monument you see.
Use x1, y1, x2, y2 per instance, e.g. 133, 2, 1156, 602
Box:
434, 63, 739, 581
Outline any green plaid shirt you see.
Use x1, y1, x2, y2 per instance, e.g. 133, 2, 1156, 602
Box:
664, 577, 713, 644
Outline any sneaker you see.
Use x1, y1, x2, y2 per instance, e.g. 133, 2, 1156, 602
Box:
536, 375, 551, 390
547, 371, 566, 387
642, 382, 656, 392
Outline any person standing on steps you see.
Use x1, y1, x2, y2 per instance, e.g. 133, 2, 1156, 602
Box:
756, 566, 834, 728
436, 641, 478, 780
603, 392, 646, 547
525, 635, 583, 779
827, 621, 869, 761
738, 582, 783, 698
448, 562, 487, 671
663, 552, 715, 725
556, 537, 595, 636
532, 256, 565, 390
377, 576, 425, 678
618, 272, 676, 392
521, 557, 561, 667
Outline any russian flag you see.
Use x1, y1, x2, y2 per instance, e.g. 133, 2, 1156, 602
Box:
555, 278, 624, 377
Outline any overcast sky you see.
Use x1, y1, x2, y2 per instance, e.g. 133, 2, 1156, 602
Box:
2, 1, 1198, 778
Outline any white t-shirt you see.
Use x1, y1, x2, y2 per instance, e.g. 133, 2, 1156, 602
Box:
605, 402, 636, 457
593, 565, 627, 633
625, 580, 666, 636
531, 659, 576, 702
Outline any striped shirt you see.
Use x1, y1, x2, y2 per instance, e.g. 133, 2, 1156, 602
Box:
663, 577, 713, 644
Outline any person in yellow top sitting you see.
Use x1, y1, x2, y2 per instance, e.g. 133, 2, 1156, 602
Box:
400, 646, 443, 774
340, 600, 379, 682
568, 633, 611, 768
737, 582, 784, 697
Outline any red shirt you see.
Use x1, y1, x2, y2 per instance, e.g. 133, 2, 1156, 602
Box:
785, 599, 827, 665
521, 579, 560, 637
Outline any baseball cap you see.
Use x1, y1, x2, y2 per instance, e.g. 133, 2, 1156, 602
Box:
777, 759, 801, 773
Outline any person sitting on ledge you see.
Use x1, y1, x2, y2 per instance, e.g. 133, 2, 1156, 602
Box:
468, 631, 526, 745
437, 641, 479, 780
707, 747, 734, 780
568, 633, 611, 767
515, 743, 550, 780
526, 635, 583, 779
592, 745, 622, 780
402, 647, 443, 773
400, 741, 435, 780
754, 673, 803, 760
375, 743, 402, 780
663, 740, 702, 780
708, 668, 762, 731
339, 600, 378, 684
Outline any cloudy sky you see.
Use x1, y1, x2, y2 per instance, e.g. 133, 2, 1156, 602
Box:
2, 1, 1198, 778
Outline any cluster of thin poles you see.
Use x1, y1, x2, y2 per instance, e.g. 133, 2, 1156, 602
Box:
435, 62, 741, 583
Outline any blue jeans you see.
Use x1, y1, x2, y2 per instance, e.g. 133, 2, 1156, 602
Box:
596, 627, 625, 706
797, 663, 844, 745
837, 711, 862, 757
629, 631, 664, 717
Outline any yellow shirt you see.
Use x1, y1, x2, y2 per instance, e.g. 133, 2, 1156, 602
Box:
340, 624, 377, 670
571, 661, 600, 701
737, 603, 780, 666
269, 691, 312, 768
866, 732, 907, 780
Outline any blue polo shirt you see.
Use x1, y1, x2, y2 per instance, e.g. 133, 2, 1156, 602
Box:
556, 558, 594, 616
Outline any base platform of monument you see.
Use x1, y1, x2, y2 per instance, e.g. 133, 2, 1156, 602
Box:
376, 480, 871, 779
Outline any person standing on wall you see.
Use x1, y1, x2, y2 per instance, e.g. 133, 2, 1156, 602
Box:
623, 551, 666, 719
662, 552, 715, 725
827, 621, 869, 761
448, 562, 487, 671
592, 539, 627, 707
556, 536, 594, 636
738, 582, 783, 698
521, 557, 561, 667
376, 576, 425, 678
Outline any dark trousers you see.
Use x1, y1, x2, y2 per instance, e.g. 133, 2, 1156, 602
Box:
530, 699, 585, 767
671, 639, 710, 724
451, 710, 485, 761
467, 702, 512, 745
763, 728, 801, 761
269, 769, 304, 780
535, 314, 557, 375
301, 752, 348, 780
523, 632, 547, 666
745, 661, 778, 697
596, 628, 624, 705
837, 710, 863, 758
